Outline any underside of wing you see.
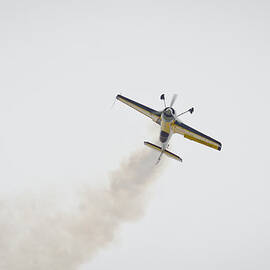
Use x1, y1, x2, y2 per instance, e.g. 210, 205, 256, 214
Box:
116, 94, 161, 123
172, 120, 222, 151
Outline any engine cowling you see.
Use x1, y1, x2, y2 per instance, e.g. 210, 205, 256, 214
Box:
162, 107, 175, 122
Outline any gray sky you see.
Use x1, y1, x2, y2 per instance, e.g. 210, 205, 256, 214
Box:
0, 0, 270, 269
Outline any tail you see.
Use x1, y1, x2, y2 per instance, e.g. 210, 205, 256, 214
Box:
144, 141, 182, 163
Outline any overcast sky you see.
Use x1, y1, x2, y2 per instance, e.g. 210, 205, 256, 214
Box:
0, 0, 270, 269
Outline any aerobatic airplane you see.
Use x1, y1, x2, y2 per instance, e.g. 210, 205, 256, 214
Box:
116, 94, 222, 163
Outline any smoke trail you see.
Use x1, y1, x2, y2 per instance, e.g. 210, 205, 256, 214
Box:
0, 148, 164, 270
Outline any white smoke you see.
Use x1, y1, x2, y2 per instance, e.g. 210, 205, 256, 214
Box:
0, 149, 164, 270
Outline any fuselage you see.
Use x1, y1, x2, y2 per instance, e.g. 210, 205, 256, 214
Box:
159, 107, 175, 150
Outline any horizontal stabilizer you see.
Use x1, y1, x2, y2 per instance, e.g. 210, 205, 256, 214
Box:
144, 141, 182, 162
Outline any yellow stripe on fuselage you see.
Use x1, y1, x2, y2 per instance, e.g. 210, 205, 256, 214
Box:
161, 120, 171, 133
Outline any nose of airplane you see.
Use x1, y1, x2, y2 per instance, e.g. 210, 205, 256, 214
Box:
166, 108, 172, 115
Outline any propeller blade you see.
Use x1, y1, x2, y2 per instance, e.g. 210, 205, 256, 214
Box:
160, 93, 166, 107
176, 107, 194, 118
170, 94, 178, 107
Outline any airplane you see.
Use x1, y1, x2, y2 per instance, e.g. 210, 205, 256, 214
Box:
116, 94, 222, 163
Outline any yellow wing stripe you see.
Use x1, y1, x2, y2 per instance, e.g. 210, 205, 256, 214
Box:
117, 95, 161, 123
184, 134, 220, 150
172, 121, 222, 151
117, 96, 152, 118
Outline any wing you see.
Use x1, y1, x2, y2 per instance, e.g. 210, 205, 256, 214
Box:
116, 94, 161, 123
172, 120, 222, 151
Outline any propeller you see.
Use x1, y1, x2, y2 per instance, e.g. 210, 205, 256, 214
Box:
160, 94, 166, 107
176, 107, 194, 118
170, 94, 178, 107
